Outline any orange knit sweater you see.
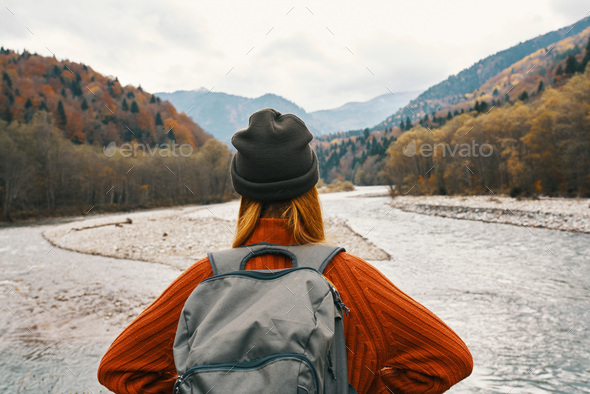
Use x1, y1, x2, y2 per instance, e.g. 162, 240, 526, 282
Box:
98, 218, 473, 393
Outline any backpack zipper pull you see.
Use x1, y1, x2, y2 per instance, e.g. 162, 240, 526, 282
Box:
327, 281, 350, 316
174, 376, 182, 393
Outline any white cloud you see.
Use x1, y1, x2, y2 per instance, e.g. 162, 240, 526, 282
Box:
0, 0, 586, 111
548, 0, 590, 23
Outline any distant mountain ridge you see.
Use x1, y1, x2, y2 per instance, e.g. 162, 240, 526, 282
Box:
155, 89, 419, 142
310, 91, 419, 135
155, 90, 307, 142
374, 16, 590, 130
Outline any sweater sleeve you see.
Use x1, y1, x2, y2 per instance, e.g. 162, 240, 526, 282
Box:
97, 258, 213, 393
325, 253, 473, 394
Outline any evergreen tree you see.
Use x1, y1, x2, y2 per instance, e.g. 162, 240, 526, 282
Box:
581, 37, 590, 72
56, 100, 67, 127
167, 129, 176, 142
479, 101, 489, 113
107, 80, 114, 96
404, 116, 412, 131
518, 91, 529, 101
2, 71, 12, 88
122, 98, 129, 111
155, 111, 163, 126
447, 111, 452, 120
130, 100, 139, 113
150, 95, 156, 103
537, 81, 544, 93
81, 98, 89, 111
71, 78, 82, 97
565, 55, 580, 74
24, 98, 33, 109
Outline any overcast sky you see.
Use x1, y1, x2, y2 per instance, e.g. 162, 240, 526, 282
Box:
1, 0, 589, 112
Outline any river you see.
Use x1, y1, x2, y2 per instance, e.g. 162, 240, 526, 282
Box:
1, 186, 589, 393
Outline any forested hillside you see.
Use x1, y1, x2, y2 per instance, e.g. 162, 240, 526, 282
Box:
0, 49, 233, 221
384, 69, 590, 196
0, 48, 209, 147
315, 25, 590, 194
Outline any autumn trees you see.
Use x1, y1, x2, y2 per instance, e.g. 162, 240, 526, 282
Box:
383, 69, 590, 197
0, 48, 234, 221
318, 33, 590, 194
0, 112, 233, 221
0, 49, 210, 149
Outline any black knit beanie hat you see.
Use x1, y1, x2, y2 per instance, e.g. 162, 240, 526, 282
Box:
230, 108, 319, 202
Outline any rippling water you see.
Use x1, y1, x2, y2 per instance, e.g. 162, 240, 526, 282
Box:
322, 187, 590, 393
1, 186, 589, 393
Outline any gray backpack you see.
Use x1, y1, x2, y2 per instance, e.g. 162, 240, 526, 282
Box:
173, 243, 355, 394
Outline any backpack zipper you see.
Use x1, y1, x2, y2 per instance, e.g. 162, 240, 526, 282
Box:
201, 267, 319, 282
174, 353, 320, 393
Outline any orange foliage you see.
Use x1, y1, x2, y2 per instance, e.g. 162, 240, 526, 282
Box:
41, 84, 55, 97
0, 49, 211, 150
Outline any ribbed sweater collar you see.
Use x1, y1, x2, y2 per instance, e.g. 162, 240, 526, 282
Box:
244, 218, 297, 245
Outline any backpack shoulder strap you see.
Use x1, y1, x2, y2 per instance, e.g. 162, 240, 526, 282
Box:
207, 243, 345, 276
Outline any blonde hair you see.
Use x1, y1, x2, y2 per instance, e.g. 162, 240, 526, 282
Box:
233, 186, 325, 247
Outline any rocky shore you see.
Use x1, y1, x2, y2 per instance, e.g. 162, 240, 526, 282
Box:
43, 202, 391, 270
389, 195, 590, 233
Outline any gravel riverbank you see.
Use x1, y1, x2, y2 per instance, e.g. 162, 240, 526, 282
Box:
389, 195, 590, 233
43, 202, 391, 269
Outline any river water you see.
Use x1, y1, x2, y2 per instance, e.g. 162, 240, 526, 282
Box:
1, 186, 589, 393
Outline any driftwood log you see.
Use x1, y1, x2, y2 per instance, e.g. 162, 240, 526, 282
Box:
74, 218, 132, 231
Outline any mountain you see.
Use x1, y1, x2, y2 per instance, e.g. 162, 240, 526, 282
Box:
374, 16, 590, 130
0, 48, 210, 148
309, 91, 419, 135
155, 90, 308, 143
434, 26, 590, 120
314, 19, 590, 187
155, 89, 419, 142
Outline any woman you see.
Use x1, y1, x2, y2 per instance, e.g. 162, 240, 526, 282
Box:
98, 108, 473, 393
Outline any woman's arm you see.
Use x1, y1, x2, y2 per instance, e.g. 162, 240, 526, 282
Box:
97, 258, 212, 393
326, 253, 473, 393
